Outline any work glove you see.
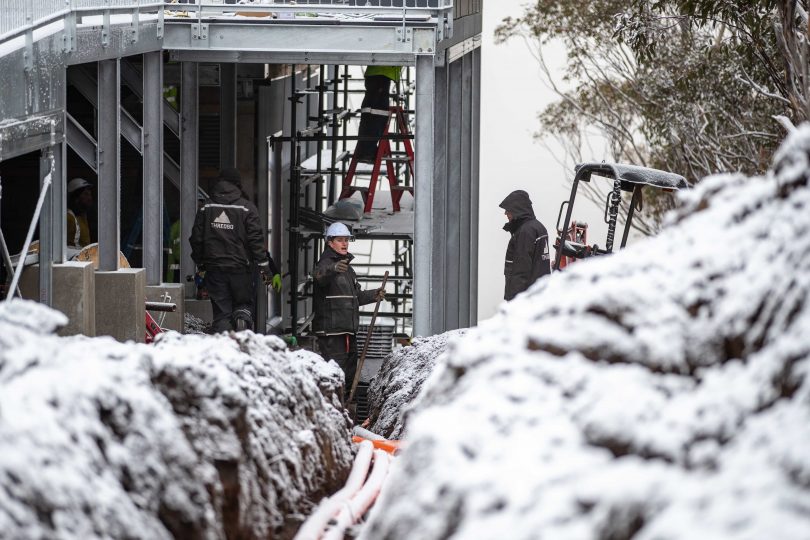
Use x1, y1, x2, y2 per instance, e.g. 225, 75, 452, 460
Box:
374, 287, 386, 302
271, 273, 282, 293
335, 259, 349, 273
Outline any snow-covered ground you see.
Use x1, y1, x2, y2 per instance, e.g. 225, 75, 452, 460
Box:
363, 126, 810, 538
367, 329, 466, 439
0, 301, 353, 539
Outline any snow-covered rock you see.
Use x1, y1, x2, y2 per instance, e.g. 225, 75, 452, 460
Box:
367, 330, 465, 439
0, 301, 353, 539
363, 126, 810, 538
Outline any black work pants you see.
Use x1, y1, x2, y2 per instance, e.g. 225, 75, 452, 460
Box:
318, 334, 358, 399
205, 269, 254, 332
355, 75, 392, 160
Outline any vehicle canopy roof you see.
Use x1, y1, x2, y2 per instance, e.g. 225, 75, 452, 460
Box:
575, 162, 689, 191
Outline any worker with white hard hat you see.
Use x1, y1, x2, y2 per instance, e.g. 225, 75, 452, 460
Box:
66, 177, 94, 249
312, 222, 385, 399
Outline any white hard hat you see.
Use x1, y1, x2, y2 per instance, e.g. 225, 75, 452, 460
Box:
68, 177, 92, 194
325, 222, 354, 240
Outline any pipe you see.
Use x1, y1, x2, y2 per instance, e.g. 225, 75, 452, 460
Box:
294, 440, 374, 540
352, 425, 384, 441
322, 449, 391, 540
6, 169, 52, 301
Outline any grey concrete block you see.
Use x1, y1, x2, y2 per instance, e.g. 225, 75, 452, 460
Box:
146, 283, 185, 333
185, 298, 213, 325
54, 262, 96, 337
95, 268, 146, 343
15, 263, 96, 337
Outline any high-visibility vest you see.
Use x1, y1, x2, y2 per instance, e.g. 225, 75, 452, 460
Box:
364, 65, 401, 81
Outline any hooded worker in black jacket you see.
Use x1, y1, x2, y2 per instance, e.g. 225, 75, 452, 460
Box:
500, 190, 551, 301
190, 168, 278, 332
313, 222, 384, 398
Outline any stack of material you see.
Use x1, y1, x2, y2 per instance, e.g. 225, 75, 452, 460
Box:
0, 301, 353, 539
362, 126, 810, 538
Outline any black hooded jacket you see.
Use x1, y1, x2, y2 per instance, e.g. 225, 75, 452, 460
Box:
312, 246, 378, 335
500, 190, 551, 301
189, 180, 269, 272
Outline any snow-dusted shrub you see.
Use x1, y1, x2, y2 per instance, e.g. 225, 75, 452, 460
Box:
363, 126, 810, 539
367, 329, 465, 439
0, 301, 353, 539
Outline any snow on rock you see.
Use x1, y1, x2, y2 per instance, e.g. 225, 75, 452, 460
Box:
0, 300, 353, 539
367, 330, 466, 439
363, 126, 810, 539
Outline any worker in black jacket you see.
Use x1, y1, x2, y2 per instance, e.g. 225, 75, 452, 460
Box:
313, 222, 385, 397
190, 168, 280, 332
500, 190, 551, 301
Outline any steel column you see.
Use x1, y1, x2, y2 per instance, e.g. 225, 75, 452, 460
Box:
256, 86, 274, 333
38, 148, 54, 305
469, 46, 481, 326
220, 62, 237, 169
97, 59, 121, 272
459, 52, 473, 328
269, 136, 283, 321
414, 55, 436, 337
180, 62, 199, 297
445, 57, 462, 330
143, 51, 164, 286
52, 140, 66, 265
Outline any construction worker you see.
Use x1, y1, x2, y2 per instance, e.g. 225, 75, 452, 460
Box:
354, 65, 402, 162
66, 177, 94, 249
189, 167, 281, 332
313, 222, 385, 397
500, 190, 551, 301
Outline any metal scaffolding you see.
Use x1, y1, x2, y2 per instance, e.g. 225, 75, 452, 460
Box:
267, 64, 416, 340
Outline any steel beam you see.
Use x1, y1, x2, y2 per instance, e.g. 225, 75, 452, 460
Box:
120, 59, 180, 138
120, 107, 143, 152
66, 113, 98, 171
180, 61, 199, 297
97, 59, 120, 272
143, 51, 163, 286
219, 62, 237, 169
163, 23, 437, 63
413, 55, 436, 337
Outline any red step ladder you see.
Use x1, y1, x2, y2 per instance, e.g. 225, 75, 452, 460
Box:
339, 106, 415, 213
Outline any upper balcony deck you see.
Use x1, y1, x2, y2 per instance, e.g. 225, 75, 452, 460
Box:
0, 1, 473, 66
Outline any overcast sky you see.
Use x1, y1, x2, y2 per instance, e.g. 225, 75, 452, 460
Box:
477, 0, 609, 320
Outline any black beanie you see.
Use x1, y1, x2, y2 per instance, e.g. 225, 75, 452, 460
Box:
218, 167, 242, 186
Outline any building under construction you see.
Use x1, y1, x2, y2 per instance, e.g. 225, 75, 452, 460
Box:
0, 1, 482, 347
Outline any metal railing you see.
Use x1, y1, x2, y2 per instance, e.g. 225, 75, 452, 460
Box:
163, 0, 453, 18
0, 0, 69, 37
0, 1, 165, 43
1, 0, 452, 43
